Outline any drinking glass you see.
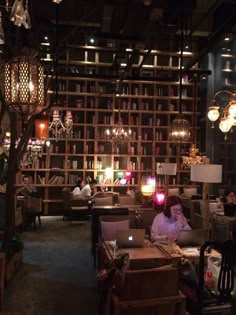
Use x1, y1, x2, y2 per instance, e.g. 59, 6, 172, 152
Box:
167, 231, 177, 253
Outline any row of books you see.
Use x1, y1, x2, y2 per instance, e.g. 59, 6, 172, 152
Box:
48, 175, 65, 184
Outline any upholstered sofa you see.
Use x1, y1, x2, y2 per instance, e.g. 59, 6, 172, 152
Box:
190, 199, 223, 229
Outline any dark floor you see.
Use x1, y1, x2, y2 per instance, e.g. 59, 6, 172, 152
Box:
2, 216, 100, 315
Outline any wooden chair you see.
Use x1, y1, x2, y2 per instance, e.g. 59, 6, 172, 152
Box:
196, 240, 236, 315
111, 266, 186, 315
24, 197, 42, 229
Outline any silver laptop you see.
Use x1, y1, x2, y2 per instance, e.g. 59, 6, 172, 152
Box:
177, 229, 209, 248
116, 229, 145, 248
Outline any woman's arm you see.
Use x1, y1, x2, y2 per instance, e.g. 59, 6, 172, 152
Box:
151, 215, 168, 242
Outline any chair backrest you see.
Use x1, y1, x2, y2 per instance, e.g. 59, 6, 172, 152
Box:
119, 266, 178, 300
199, 240, 236, 305
94, 196, 113, 206
62, 189, 72, 211
99, 215, 137, 241
24, 197, 42, 213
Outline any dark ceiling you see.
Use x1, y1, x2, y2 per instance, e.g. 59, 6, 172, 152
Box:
2, 0, 236, 64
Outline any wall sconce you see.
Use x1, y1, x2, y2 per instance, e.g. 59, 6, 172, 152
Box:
207, 91, 236, 139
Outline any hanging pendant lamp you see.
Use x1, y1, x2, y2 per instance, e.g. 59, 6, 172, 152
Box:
170, 12, 190, 142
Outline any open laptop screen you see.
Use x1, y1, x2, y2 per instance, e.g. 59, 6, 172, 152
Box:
177, 229, 209, 248
116, 229, 145, 248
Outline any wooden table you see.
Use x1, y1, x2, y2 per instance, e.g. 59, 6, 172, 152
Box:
102, 241, 172, 269
212, 212, 236, 240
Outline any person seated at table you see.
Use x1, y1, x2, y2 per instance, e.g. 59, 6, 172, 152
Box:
75, 178, 101, 201
72, 178, 84, 198
16, 175, 38, 197
151, 195, 191, 242
222, 189, 236, 216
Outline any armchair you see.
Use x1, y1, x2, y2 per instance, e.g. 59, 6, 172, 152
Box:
62, 188, 89, 222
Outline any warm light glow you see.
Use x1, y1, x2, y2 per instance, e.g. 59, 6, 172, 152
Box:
219, 115, 233, 136
5, 55, 45, 116
141, 184, 154, 197
228, 101, 236, 118
106, 120, 132, 145
207, 91, 236, 137
207, 105, 220, 127
105, 167, 113, 180
170, 114, 191, 142
154, 191, 165, 205
49, 108, 73, 138
182, 144, 207, 169
35, 117, 49, 140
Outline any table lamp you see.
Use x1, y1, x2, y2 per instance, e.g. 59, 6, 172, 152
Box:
190, 164, 222, 228
156, 162, 177, 196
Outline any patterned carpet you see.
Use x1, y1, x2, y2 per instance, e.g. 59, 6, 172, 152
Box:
3, 217, 99, 315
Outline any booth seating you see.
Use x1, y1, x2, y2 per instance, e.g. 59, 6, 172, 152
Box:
62, 188, 90, 222
97, 212, 157, 269
111, 266, 186, 315
190, 199, 223, 230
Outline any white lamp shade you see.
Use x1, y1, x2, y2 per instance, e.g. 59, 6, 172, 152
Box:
190, 164, 222, 183
156, 162, 177, 175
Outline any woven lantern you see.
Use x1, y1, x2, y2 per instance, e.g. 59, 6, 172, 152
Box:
5, 55, 44, 117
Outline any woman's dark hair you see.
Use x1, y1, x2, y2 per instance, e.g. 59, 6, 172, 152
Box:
73, 177, 82, 190
163, 195, 182, 218
222, 189, 234, 203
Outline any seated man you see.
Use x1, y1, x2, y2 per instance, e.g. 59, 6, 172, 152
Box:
16, 175, 38, 197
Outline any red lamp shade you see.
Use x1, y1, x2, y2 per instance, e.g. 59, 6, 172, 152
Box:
124, 171, 132, 180
35, 117, 49, 140
154, 191, 165, 206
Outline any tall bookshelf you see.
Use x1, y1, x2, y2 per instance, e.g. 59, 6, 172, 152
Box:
16, 44, 200, 214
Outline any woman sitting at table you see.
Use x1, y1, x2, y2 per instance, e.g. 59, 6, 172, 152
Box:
151, 195, 191, 242
222, 189, 236, 216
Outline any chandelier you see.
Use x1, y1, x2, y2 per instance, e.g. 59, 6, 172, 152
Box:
49, 109, 73, 139
49, 3, 73, 139
105, 120, 132, 145
207, 91, 236, 140
170, 13, 191, 142
105, 93, 132, 145
182, 144, 206, 169
6, 0, 63, 30
3, 133, 44, 165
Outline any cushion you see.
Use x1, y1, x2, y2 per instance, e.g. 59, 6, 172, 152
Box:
119, 195, 136, 205
183, 188, 198, 198
94, 196, 113, 206
168, 188, 180, 196
101, 220, 129, 241
200, 201, 223, 215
